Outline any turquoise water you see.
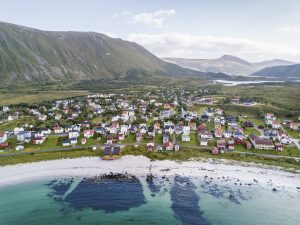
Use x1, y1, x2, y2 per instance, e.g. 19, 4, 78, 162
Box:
0, 174, 299, 225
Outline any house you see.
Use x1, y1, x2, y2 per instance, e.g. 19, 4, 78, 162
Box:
217, 140, 226, 151
164, 142, 174, 151
2, 106, 10, 112
214, 121, 222, 129
163, 133, 169, 143
174, 144, 180, 151
81, 138, 87, 145
55, 114, 62, 120
227, 139, 235, 150
0, 132, 8, 144
83, 129, 94, 138
272, 121, 281, 129
214, 128, 223, 138
15, 145, 24, 151
290, 122, 299, 130
249, 134, 274, 150
244, 141, 252, 149
69, 137, 77, 145
136, 132, 143, 142
211, 146, 219, 155
96, 126, 106, 135
53, 127, 64, 134
14, 127, 25, 135
81, 121, 91, 128
200, 131, 213, 139
38, 114, 47, 121
205, 109, 214, 117
230, 98, 239, 104
243, 121, 254, 127
188, 122, 197, 131
233, 131, 244, 139
223, 130, 232, 138
32, 136, 45, 145
62, 139, 71, 146
17, 131, 32, 142
182, 126, 191, 135
182, 133, 190, 142
118, 132, 125, 141
147, 142, 155, 151
154, 122, 161, 130
69, 131, 80, 139
275, 143, 284, 151
265, 113, 276, 121
200, 138, 208, 146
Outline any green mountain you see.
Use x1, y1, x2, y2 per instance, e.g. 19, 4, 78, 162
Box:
252, 64, 300, 78
0, 21, 201, 83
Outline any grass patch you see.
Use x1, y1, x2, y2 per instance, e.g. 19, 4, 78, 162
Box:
0, 149, 99, 166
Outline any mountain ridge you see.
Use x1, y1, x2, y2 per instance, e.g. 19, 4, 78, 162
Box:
0, 21, 205, 83
163, 55, 296, 76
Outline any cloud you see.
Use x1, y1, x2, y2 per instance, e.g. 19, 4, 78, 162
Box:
277, 26, 300, 33
112, 10, 132, 18
127, 33, 300, 61
132, 9, 176, 28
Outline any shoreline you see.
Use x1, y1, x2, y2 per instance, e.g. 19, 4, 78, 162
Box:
0, 156, 300, 192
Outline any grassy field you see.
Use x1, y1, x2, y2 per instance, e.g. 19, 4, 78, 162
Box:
234, 144, 300, 157
284, 127, 300, 139
221, 85, 300, 113
0, 90, 89, 106
121, 145, 300, 171
0, 149, 99, 166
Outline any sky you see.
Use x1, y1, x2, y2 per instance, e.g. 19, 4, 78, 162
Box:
0, 0, 300, 62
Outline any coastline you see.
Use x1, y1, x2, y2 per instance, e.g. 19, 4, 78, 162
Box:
0, 156, 299, 192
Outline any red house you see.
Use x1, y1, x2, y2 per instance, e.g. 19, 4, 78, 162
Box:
211, 146, 219, 155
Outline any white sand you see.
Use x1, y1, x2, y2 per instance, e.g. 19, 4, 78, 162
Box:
0, 156, 299, 192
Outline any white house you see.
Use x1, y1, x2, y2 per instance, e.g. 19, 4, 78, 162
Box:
200, 138, 208, 146
182, 133, 190, 142
14, 127, 25, 135
53, 127, 64, 134
69, 131, 80, 139
0, 132, 8, 143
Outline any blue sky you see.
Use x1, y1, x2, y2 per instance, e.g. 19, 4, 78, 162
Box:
1, 0, 300, 61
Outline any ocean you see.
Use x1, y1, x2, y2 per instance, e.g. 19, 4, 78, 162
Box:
0, 173, 299, 225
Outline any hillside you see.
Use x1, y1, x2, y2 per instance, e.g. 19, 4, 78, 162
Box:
252, 64, 300, 78
0, 21, 201, 83
163, 55, 296, 76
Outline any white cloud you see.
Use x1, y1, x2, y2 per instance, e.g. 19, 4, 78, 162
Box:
112, 10, 132, 18
277, 26, 300, 33
132, 9, 176, 28
127, 32, 300, 61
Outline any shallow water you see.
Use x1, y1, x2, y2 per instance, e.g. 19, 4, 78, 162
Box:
0, 174, 299, 225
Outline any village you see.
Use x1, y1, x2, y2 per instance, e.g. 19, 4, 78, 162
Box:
0, 89, 299, 159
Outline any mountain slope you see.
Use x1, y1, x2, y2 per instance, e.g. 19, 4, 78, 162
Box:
163, 55, 296, 76
0, 21, 199, 82
253, 59, 295, 71
252, 64, 300, 78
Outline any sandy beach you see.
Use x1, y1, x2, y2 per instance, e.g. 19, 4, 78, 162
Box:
0, 156, 300, 192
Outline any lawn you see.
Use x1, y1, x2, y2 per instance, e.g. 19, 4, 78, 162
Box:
0, 90, 89, 106
234, 144, 299, 157
122, 134, 136, 144
284, 127, 300, 139
0, 149, 99, 166
243, 127, 261, 136
178, 132, 198, 146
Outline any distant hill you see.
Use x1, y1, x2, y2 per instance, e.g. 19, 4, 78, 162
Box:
253, 59, 295, 71
252, 64, 300, 78
163, 55, 296, 76
0, 21, 202, 83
